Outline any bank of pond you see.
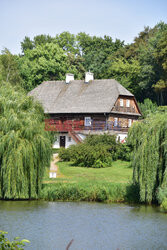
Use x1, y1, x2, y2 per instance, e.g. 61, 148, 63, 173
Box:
41, 182, 139, 203
41, 160, 138, 203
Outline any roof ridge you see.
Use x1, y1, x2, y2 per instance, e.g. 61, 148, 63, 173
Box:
29, 78, 134, 114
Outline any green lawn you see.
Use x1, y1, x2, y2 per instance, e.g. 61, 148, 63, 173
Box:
43, 160, 132, 184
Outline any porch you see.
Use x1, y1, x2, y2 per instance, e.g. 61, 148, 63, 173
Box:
45, 119, 129, 133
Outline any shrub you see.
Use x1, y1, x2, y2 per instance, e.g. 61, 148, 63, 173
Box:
59, 147, 71, 161
59, 134, 130, 168
71, 144, 113, 168
85, 134, 117, 147
117, 143, 131, 161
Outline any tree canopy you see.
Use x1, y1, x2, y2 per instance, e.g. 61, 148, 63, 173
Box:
0, 83, 52, 199
128, 111, 167, 204
1, 21, 167, 103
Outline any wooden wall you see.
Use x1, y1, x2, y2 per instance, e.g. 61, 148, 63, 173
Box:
112, 96, 141, 114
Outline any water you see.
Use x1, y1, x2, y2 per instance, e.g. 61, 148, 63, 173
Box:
0, 201, 167, 250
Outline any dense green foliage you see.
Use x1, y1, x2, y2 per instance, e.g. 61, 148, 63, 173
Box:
59, 143, 113, 168
0, 230, 30, 249
18, 43, 84, 91
0, 49, 23, 86
139, 98, 157, 118
128, 112, 167, 204
0, 83, 52, 199
41, 182, 139, 203
59, 134, 130, 168
16, 22, 167, 104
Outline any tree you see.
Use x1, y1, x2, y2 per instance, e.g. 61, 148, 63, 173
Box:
153, 29, 167, 105
19, 43, 79, 91
55, 31, 80, 55
21, 36, 34, 53
110, 22, 167, 103
106, 58, 141, 98
128, 112, 167, 204
77, 32, 124, 79
138, 98, 157, 119
0, 83, 52, 199
0, 48, 23, 86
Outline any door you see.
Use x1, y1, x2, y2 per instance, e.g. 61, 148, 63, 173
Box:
60, 136, 66, 147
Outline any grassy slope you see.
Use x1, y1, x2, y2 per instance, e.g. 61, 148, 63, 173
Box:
41, 161, 139, 202
43, 160, 132, 184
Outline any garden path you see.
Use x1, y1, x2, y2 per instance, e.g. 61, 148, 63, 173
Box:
49, 153, 59, 177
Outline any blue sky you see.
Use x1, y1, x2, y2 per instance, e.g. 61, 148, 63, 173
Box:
1, 0, 167, 54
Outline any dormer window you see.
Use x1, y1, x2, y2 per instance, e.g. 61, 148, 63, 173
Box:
126, 99, 130, 107
120, 99, 123, 107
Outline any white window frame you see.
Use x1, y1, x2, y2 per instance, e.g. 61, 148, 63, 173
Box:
120, 99, 124, 107
126, 99, 130, 107
114, 117, 118, 127
84, 117, 91, 126
128, 119, 132, 127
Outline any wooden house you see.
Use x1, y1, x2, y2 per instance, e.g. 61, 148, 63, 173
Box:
29, 72, 141, 148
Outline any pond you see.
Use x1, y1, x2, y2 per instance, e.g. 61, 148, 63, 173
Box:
0, 201, 167, 250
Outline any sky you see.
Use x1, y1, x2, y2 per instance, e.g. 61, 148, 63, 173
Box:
0, 0, 167, 54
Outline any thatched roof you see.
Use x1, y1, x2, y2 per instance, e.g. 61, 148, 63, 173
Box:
28, 79, 134, 114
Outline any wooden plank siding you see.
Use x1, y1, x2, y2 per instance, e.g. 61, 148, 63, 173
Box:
44, 95, 141, 132
112, 96, 140, 114
45, 113, 137, 132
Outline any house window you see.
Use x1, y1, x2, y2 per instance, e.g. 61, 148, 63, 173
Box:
68, 137, 71, 142
128, 119, 132, 127
126, 99, 130, 107
114, 118, 118, 127
120, 99, 123, 107
84, 117, 91, 126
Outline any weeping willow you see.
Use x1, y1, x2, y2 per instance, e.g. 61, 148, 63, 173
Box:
0, 83, 52, 199
128, 112, 167, 204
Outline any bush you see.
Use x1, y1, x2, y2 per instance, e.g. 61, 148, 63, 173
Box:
59, 134, 131, 167
117, 143, 131, 161
59, 147, 71, 161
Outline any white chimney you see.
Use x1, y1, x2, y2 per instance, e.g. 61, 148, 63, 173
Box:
66, 73, 74, 84
85, 72, 94, 83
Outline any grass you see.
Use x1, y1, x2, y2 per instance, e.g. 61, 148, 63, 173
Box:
43, 160, 132, 184
41, 160, 139, 203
